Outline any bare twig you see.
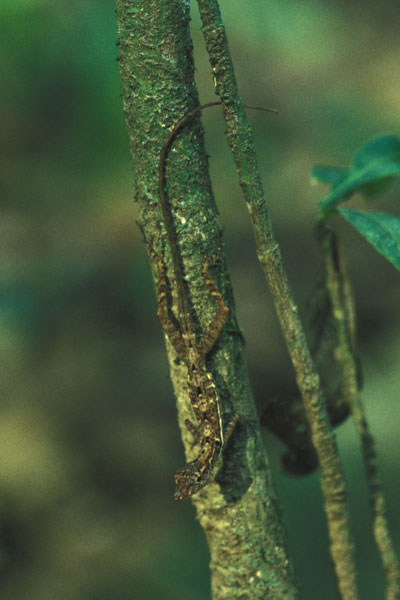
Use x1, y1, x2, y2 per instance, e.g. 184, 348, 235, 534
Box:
195, 0, 358, 596
319, 225, 400, 600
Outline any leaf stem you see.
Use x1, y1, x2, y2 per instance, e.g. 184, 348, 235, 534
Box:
319, 226, 400, 600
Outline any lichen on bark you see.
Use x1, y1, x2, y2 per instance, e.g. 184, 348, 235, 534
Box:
116, 0, 298, 598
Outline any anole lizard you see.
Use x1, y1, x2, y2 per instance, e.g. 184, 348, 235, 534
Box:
152, 102, 277, 500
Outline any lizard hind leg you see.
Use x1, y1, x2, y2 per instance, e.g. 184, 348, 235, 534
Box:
198, 254, 229, 357
149, 249, 187, 360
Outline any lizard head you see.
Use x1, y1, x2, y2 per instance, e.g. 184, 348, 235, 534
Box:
174, 462, 210, 501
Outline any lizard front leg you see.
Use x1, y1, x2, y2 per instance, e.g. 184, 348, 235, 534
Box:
174, 459, 205, 501
174, 437, 221, 501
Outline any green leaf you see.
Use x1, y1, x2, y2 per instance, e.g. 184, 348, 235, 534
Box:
338, 208, 400, 271
311, 165, 349, 188
313, 135, 400, 220
352, 135, 400, 169
356, 176, 396, 201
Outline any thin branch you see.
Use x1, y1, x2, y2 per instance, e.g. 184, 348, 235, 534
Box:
319, 226, 400, 600
196, 0, 358, 597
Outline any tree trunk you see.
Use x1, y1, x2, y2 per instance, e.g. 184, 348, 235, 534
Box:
116, 0, 298, 598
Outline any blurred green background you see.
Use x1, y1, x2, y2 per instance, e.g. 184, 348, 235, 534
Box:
1, 0, 399, 598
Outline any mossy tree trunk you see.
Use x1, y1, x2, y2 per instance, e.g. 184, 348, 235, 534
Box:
116, 0, 298, 598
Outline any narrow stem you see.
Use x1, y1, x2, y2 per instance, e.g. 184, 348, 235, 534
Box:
196, 0, 358, 596
319, 226, 400, 600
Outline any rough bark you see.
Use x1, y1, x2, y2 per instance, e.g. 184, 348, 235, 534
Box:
116, 1, 298, 598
